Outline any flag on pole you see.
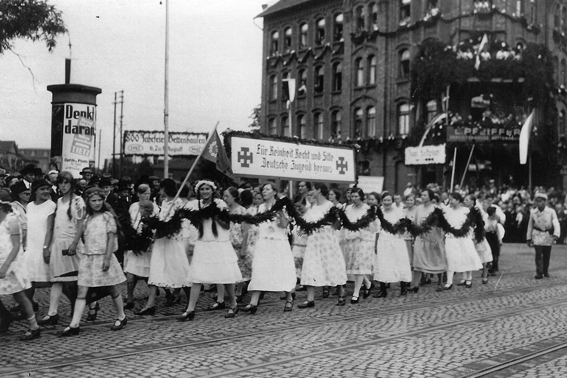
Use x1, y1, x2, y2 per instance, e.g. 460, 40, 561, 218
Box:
202, 129, 239, 182
475, 34, 489, 70
418, 113, 447, 148
283, 78, 296, 109
519, 109, 535, 165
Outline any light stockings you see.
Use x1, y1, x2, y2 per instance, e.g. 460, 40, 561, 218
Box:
46, 283, 64, 316
353, 275, 364, 298
446, 270, 455, 286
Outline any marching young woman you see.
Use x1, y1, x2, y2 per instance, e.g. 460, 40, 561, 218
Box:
409, 189, 447, 292
242, 183, 296, 313
342, 188, 374, 304
178, 180, 242, 320
136, 179, 191, 315
442, 192, 483, 289
298, 183, 348, 307
235, 189, 254, 302
464, 194, 492, 285
373, 192, 412, 297
403, 194, 417, 268
60, 187, 127, 336
0, 193, 40, 340
123, 184, 160, 309
38, 172, 85, 326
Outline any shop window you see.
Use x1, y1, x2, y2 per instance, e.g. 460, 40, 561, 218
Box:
331, 110, 342, 137
314, 112, 324, 140
269, 118, 277, 135
398, 103, 410, 135
284, 27, 292, 52
355, 58, 364, 87
269, 75, 278, 100
316, 18, 325, 45
426, 100, 438, 122
332, 62, 342, 91
282, 116, 289, 136
354, 108, 363, 138
300, 23, 308, 49
400, 0, 411, 25
368, 55, 376, 85
367, 107, 376, 137
334, 14, 343, 41
298, 69, 307, 96
399, 49, 410, 79
271, 31, 279, 55
314, 66, 324, 94
298, 114, 306, 138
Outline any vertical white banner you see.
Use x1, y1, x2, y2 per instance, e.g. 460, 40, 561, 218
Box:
61, 103, 97, 177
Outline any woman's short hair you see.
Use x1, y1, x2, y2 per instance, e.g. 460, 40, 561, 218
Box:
350, 187, 365, 201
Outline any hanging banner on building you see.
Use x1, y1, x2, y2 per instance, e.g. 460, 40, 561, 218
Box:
123, 131, 208, 156
447, 126, 521, 142
230, 135, 355, 183
405, 144, 446, 165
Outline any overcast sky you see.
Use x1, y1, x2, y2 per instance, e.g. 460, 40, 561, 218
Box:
1, 0, 269, 166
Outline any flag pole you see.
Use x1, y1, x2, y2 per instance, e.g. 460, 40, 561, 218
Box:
164, 0, 170, 179
450, 147, 457, 191
459, 144, 475, 188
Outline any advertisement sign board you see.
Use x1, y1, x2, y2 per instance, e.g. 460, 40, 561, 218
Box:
229, 136, 355, 183
446, 126, 521, 142
405, 144, 446, 165
123, 131, 208, 156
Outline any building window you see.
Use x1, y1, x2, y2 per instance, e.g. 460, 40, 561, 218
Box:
555, 5, 561, 28
554, 57, 559, 84
563, 7, 567, 28
355, 58, 364, 87
367, 107, 376, 137
368, 55, 376, 85
30, 151, 35, 157
398, 103, 410, 135
281, 72, 290, 102
334, 14, 343, 41
269, 118, 277, 135
562, 59, 567, 87
529, 1, 536, 24
300, 23, 308, 49
271, 31, 279, 55
331, 110, 342, 138
354, 108, 363, 138
284, 27, 292, 52
400, 0, 411, 25
426, 100, 437, 122
43, 151, 49, 157
269, 75, 278, 100
399, 49, 410, 79
298, 115, 306, 138
474, 0, 492, 13
370, 4, 379, 30
314, 112, 324, 140
316, 18, 325, 45
282, 116, 290, 136
332, 62, 342, 91
355, 6, 365, 31
562, 110, 567, 134
298, 69, 307, 96
314, 66, 324, 94
515, 0, 523, 15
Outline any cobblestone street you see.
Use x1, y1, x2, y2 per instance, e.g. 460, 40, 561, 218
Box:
2, 243, 567, 377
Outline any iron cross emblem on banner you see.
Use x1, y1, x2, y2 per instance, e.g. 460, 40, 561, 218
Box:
237, 147, 254, 168
336, 157, 348, 175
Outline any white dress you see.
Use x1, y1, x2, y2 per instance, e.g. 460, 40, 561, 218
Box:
343, 204, 375, 275
148, 198, 191, 288
123, 201, 160, 278
301, 201, 348, 287
50, 195, 84, 282
374, 207, 412, 283
0, 213, 31, 295
443, 206, 483, 272
25, 200, 56, 283
187, 199, 242, 284
475, 209, 493, 264
248, 203, 296, 292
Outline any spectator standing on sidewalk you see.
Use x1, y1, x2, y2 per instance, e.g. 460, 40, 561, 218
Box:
526, 193, 560, 279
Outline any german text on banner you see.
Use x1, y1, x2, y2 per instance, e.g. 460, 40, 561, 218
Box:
123, 131, 208, 156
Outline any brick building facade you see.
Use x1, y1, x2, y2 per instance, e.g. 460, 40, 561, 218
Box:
258, 0, 567, 192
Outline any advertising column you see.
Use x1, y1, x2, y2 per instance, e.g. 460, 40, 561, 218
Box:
47, 84, 102, 178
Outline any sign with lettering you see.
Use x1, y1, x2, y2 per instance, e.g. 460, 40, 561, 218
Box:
230, 136, 355, 183
447, 126, 521, 142
405, 144, 446, 165
57, 103, 97, 177
123, 131, 208, 156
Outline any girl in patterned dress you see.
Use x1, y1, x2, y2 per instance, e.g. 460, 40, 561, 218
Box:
0, 195, 40, 340
59, 187, 127, 336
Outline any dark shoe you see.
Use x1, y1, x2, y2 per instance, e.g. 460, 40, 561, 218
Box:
134, 306, 155, 316
206, 301, 226, 311
279, 293, 287, 300
443, 284, 453, 290
124, 301, 135, 310
296, 285, 306, 292
283, 300, 294, 312
235, 294, 244, 303
297, 301, 315, 309
482, 278, 488, 284
400, 282, 408, 296
58, 326, 80, 337
373, 291, 387, 298
0, 312, 13, 333
111, 317, 128, 331
241, 304, 258, 314
386, 283, 391, 289
322, 287, 330, 298
177, 311, 195, 322
32, 302, 39, 312
337, 295, 346, 306
350, 296, 359, 304
457, 280, 466, 286
435, 285, 444, 292
407, 286, 419, 293
165, 292, 175, 307
534, 274, 543, 279
465, 281, 472, 288
20, 327, 41, 341
544, 273, 550, 278
362, 283, 373, 299
86, 302, 100, 321
224, 306, 239, 318
37, 314, 59, 326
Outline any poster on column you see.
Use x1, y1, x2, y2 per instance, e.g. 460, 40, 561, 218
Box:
60, 103, 97, 177
229, 135, 356, 183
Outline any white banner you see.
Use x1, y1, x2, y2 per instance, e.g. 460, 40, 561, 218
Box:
123, 131, 208, 156
357, 176, 384, 194
61, 104, 96, 177
230, 136, 355, 183
405, 144, 446, 165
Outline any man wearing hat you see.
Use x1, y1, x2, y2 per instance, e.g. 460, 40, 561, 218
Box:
20, 164, 37, 189
79, 167, 94, 185
526, 192, 561, 279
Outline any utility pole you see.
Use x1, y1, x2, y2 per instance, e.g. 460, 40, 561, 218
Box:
119, 90, 124, 178
112, 92, 117, 177
98, 129, 102, 172
164, 0, 170, 179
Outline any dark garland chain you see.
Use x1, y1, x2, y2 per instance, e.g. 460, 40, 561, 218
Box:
122, 221, 154, 255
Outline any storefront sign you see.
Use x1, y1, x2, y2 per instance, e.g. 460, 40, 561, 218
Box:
405, 144, 446, 165
447, 126, 521, 142
123, 131, 208, 156
230, 136, 355, 183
